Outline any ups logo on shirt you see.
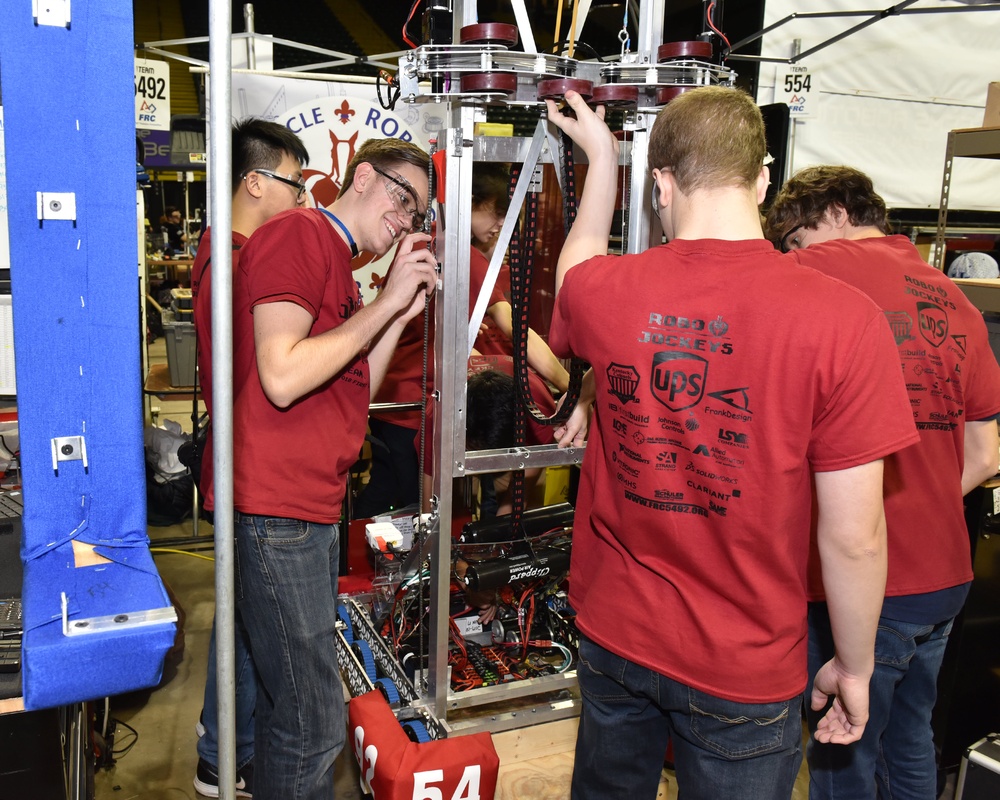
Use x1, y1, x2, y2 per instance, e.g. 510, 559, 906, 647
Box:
917, 302, 948, 348
651, 352, 707, 412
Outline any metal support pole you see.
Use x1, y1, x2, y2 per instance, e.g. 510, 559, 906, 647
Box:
625, 0, 664, 252
934, 131, 956, 271
208, 1, 236, 798
636, 0, 664, 59
428, 106, 476, 720
243, 4, 257, 69
787, 38, 801, 180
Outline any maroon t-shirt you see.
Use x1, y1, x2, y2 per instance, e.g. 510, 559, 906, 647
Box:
551, 238, 918, 703
373, 247, 505, 429
232, 209, 369, 522
793, 236, 1000, 599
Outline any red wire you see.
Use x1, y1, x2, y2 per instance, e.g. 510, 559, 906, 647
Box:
402, 0, 421, 48
707, 2, 731, 51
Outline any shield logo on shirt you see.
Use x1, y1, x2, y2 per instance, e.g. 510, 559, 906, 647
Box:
607, 363, 640, 404
916, 302, 948, 348
651, 352, 707, 411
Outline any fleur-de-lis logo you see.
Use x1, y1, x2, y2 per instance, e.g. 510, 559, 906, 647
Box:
336, 100, 355, 125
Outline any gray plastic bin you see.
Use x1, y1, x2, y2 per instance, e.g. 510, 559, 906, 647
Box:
163, 320, 197, 387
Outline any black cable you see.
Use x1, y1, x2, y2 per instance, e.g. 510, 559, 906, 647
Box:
376, 69, 401, 111
549, 39, 605, 62
110, 718, 139, 759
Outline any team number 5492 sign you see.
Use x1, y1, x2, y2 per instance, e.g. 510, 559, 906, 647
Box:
775, 65, 817, 118
134, 59, 171, 132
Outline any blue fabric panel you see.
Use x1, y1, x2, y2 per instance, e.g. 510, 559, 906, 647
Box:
22, 544, 175, 709
0, 3, 175, 709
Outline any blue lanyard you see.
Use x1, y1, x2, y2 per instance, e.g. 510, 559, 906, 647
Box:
320, 208, 359, 257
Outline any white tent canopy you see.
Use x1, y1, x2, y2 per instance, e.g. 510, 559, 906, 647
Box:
757, 0, 1000, 211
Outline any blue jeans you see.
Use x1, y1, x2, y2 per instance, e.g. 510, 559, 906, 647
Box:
806, 603, 954, 800
234, 512, 346, 800
196, 609, 256, 769
572, 635, 803, 800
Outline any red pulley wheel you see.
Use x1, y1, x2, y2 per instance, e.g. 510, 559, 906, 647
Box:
460, 23, 519, 47
591, 83, 639, 108
460, 72, 519, 96
537, 78, 594, 102
655, 85, 695, 105
657, 40, 713, 62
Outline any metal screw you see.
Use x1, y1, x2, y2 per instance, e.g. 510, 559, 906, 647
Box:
61, 444, 74, 455
49, 200, 62, 212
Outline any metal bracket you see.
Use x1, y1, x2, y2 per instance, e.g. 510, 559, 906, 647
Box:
449, 128, 468, 158
32, 0, 71, 29
61, 593, 177, 636
37, 192, 77, 226
51, 436, 88, 476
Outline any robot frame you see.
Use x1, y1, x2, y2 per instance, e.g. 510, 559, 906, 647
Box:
336, 0, 735, 740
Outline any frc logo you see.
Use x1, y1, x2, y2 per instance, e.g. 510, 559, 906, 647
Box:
651, 352, 707, 411
917, 302, 948, 348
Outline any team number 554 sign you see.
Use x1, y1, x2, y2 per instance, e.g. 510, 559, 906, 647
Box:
775, 65, 817, 118
349, 690, 500, 800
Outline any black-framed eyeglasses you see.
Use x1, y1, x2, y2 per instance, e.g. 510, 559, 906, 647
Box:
371, 165, 426, 230
247, 168, 307, 199
779, 226, 802, 253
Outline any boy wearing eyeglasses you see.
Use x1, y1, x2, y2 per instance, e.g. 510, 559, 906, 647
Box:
765, 166, 1000, 800
228, 136, 436, 800
191, 117, 310, 799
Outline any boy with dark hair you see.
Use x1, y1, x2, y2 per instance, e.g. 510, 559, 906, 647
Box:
766, 164, 1000, 800
191, 116, 310, 798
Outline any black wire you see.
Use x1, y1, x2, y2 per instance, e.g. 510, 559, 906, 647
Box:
110, 718, 139, 758
376, 70, 401, 111
507, 138, 587, 429
549, 39, 605, 62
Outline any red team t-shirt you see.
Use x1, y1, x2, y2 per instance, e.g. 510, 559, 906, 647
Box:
231, 209, 370, 523
550, 239, 919, 703
191, 226, 249, 512
792, 236, 1000, 599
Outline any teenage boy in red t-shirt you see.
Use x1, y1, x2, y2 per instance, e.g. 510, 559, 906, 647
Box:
545, 87, 919, 800
766, 165, 1000, 800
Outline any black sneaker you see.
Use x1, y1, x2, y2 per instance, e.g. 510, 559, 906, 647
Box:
193, 757, 253, 798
